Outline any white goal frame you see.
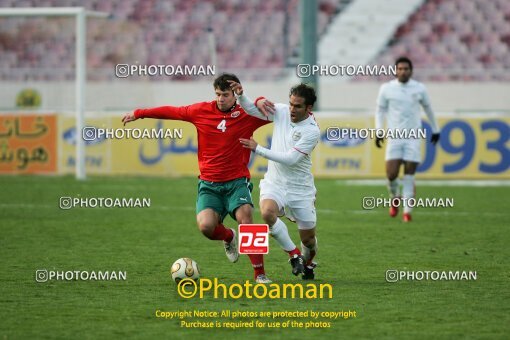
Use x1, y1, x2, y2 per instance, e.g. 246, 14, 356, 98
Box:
0, 7, 109, 180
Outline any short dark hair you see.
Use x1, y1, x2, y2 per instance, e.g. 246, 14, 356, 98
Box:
289, 83, 317, 107
213, 73, 240, 91
395, 56, 413, 71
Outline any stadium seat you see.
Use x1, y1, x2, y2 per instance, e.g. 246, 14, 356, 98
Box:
370, 0, 510, 81
0, 0, 345, 81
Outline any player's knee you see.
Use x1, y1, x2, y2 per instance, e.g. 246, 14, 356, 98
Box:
261, 208, 278, 225
403, 167, 417, 175
197, 220, 217, 238
235, 205, 253, 224
300, 231, 316, 248
387, 171, 399, 181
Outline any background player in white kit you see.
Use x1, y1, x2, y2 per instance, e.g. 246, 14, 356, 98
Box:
375, 57, 440, 222
229, 81, 320, 280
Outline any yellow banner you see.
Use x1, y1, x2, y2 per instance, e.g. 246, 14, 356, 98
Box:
0, 114, 57, 174
60, 117, 202, 176
57, 114, 509, 179
314, 115, 509, 178
60, 116, 111, 174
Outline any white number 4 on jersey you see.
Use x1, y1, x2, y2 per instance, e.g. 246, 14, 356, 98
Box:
217, 119, 227, 132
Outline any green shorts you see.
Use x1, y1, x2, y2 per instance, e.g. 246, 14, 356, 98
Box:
196, 177, 254, 222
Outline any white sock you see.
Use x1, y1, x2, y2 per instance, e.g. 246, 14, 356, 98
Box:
301, 237, 318, 264
402, 174, 415, 214
270, 218, 296, 252
388, 178, 400, 198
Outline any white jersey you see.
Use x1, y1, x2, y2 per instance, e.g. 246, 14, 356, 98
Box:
263, 103, 320, 195
375, 79, 439, 136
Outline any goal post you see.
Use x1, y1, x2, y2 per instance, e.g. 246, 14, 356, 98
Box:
0, 7, 109, 180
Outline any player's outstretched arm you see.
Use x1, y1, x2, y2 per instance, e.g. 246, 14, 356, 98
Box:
122, 105, 192, 125
228, 80, 275, 121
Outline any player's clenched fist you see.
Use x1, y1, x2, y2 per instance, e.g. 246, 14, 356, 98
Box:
122, 112, 137, 126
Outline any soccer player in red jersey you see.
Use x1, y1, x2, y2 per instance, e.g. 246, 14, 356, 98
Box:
121, 73, 272, 283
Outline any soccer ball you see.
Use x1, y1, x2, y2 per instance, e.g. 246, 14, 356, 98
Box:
170, 258, 200, 283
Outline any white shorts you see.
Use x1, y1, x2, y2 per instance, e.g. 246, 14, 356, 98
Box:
385, 139, 421, 163
259, 179, 316, 230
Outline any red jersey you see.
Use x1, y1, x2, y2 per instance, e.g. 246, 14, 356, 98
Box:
134, 101, 270, 182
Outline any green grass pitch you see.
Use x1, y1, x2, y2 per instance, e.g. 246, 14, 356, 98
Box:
0, 175, 509, 339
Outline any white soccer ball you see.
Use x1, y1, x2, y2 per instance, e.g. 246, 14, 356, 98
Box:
170, 258, 200, 283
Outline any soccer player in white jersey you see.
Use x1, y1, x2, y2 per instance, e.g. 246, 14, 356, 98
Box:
229, 81, 321, 280
375, 57, 440, 222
